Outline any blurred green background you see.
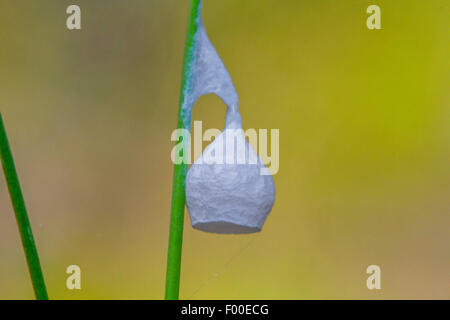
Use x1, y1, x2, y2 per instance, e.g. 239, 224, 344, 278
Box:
0, 0, 448, 299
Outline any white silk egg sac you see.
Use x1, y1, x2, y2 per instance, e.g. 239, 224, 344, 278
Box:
186, 112, 275, 234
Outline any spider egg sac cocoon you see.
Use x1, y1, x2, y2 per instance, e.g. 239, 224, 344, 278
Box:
186, 112, 275, 234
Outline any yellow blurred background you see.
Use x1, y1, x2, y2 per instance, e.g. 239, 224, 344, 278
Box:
0, 0, 448, 299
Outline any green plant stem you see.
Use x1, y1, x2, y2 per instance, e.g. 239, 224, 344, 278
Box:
165, 0, 201, 300
0, 113, 48, 300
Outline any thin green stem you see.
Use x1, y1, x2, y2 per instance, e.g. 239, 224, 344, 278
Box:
165, 0, 201, 300
0, 113, 48, 300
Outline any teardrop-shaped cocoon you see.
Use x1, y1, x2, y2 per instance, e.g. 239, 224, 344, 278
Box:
186, 129, 275, 234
